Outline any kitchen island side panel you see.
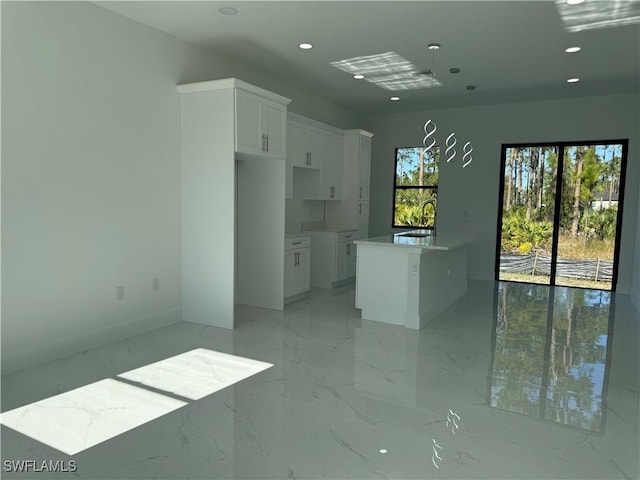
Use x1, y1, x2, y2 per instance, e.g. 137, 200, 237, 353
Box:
416, 247, 468, 329
356, 244, 409, 325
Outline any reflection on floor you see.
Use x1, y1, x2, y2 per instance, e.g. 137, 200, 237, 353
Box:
491, 284, 613, 432
2, 281, 638, 479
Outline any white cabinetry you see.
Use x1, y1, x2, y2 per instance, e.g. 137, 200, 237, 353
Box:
319, 130, 343, 200
236, 88, 287, 158
177, 78, 291, 328
357, 133, 372, 201
305, 230, 358, 288
336, 232, 357, 281
287, 114, 344, 201
325, 130, 374, 238
289, 120, 320, 169
284, 236, 311, 302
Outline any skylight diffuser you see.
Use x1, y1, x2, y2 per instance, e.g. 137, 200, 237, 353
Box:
556, 0, 640, 31
331, 52, 442, 91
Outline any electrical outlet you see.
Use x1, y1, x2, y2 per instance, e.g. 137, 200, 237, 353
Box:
152, 277, 160, 291
116, 285, 125, 300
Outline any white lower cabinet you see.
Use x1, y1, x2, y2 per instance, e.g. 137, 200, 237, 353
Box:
305, 230, 358, 288
336, 237, 357, 281
284, 236, 311, 302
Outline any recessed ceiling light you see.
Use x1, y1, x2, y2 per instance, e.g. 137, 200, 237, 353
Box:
566, 0, 585, 4
427, 43, 441, 50
565, 46, 582, 53
379, 449, 388, 454
466, 85, 476, 91
390, 96, 400, 101
299, 43, 313, 50
567, 77, 580, 83
218, 7, 238, 15
354, 74, 365, 80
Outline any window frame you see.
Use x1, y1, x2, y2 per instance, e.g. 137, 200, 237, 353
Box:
391, 146, 439, 230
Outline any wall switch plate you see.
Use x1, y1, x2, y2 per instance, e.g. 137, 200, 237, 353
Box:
116, 285, 125, 300
152, 277, 160, 291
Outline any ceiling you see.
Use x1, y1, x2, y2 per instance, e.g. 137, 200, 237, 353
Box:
94, 1, 640, 115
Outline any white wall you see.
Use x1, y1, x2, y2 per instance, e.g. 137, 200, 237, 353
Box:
1, 1, 359, 373
363, 94, 639, 294
632, 174, 640, 309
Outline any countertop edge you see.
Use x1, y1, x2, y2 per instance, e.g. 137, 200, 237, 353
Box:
354, 236, 473, 251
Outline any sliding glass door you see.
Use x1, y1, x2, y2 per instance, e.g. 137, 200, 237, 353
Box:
496, 140, 627, 291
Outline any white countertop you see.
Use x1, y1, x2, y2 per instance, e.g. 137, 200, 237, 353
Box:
302, 226, 358, 233
354, 230, 471, 251
285, 233, 311, 240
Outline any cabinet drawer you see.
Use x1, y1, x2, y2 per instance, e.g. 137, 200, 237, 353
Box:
337, 231, 358, 243
285, 237, 311, 250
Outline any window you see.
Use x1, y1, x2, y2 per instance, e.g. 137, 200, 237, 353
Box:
496, 140, 628, 291
392, 146, 439, 228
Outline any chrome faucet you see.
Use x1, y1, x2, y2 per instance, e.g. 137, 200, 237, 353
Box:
422, 199, 437, 239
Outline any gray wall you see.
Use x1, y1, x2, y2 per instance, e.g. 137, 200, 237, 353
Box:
1, 1, 359, 373
363, 94, 639, 294
632, 174, 640, 309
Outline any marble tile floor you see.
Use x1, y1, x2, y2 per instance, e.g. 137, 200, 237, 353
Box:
1, 281, 638, 479
1, 349, 272, 456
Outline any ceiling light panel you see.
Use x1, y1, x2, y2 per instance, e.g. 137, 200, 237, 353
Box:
331, 52, 442, 90
556, 0, 640, 31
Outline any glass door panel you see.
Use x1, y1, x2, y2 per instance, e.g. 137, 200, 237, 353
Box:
555, 144, 623, 290
498, 146, 559, 285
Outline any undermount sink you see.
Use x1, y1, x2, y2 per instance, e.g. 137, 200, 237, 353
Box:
399, 232, 429, 238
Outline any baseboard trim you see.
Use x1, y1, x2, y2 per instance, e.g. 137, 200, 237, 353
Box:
1, 308, 182, 375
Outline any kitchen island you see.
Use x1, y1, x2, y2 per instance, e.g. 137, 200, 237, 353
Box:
354, 230, 471, 329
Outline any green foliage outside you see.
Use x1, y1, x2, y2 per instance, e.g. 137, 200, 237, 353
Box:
579, 207, 617, 240
501, 208, 552, 254
500, 144, 623, 260
393, 147, 439, 228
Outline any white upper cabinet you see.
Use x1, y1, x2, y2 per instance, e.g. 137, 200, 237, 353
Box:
324, 129, 374, 237
287, 113, 344, 201
357, 134, 372, 201
290, 120, 320, 169
236, 88, 288, 158
178, 79, 290, 160
319, 130, 344, 200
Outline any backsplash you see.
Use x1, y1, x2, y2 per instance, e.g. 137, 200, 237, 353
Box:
285, 199, 325, 234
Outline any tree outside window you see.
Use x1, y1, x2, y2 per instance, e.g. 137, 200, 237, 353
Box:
393, 146, 439, 228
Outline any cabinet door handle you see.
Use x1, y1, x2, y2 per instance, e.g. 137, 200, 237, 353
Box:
359, 187, 362, 199
266, 134, 269, 152
292, 241, 302, 245
261, 134, 266, 151
330, 186, 335, 198
308, 152, 311, 165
